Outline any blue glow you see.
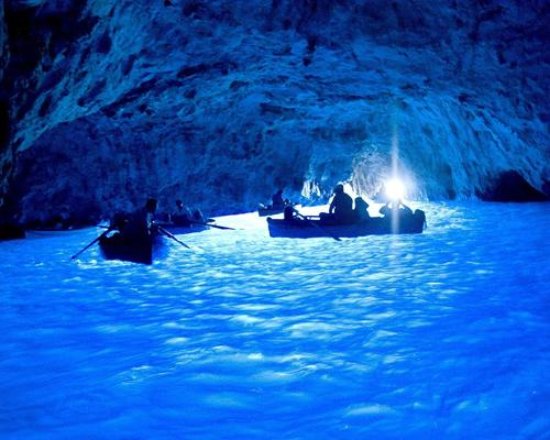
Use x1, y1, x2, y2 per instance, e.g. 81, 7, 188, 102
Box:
0, 202, 549, 438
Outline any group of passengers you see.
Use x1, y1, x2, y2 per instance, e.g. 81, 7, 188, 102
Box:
315, 184, 363, 225
283, 184, 412, 225
170, 199, 205, 226
110, 183, 411, 239
104, 197, 159, 245
322, 184, 412, 225
107, 198, 206, 240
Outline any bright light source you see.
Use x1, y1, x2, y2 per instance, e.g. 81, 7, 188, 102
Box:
385, 178, 406, 200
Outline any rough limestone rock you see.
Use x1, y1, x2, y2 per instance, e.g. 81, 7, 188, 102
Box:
1, 0, 549, 225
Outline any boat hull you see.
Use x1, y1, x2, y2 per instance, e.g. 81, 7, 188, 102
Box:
99, 232, 158, 264
267, 210, 426, 238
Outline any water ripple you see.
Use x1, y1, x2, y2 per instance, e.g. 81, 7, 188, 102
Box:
0, 202, 549, 439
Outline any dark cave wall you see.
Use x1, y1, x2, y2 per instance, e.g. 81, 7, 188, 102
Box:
0, 0, 99, 221
1, 0, 549, 225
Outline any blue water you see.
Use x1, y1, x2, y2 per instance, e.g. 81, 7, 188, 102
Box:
1, 202, 549, 439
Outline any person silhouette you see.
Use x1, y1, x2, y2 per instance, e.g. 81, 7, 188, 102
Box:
329, 184, 354, 223
379, 199, 412, 219
271, 189, 285, 209
319, 184, 354, 224
171, 200, 192, 226
354, 197, 370, 222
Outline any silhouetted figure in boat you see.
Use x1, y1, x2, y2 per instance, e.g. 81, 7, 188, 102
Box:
320, 184, 354, 224
122, 198, 157, 235
271, 189, 286, 209
354, 197, 370, 222
110, 211, 128, 232
98, 199, 158, 265
260, 189, 289, 211
106, 198, 157, 246
379, 199, 413, 220
192, 208, 206, 224
144, 198, 157, 232
127, 198, 157, 237
171, 199, 192, 226
284, 205, 296, 221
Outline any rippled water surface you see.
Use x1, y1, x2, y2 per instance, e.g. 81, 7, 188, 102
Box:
1, 202, 549, 439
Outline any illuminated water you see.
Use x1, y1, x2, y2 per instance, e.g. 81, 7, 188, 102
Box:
1, 202, 549, 439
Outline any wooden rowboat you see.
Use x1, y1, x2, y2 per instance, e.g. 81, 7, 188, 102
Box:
267, 210, 426, 238
99, 229, 160, 264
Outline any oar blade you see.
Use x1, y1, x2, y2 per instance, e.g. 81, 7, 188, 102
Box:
70, 229, 110, 261
189, 220, 236, 230
157, 225, 192, 249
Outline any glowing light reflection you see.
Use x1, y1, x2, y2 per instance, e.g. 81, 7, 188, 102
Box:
385, 178, 406, 201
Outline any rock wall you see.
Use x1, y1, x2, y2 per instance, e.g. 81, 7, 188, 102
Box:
1, 0, 549, 225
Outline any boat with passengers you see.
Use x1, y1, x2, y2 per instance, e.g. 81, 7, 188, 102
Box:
98, 226, 161, 265
258, 202, 299, 217
155, 218, 210, 235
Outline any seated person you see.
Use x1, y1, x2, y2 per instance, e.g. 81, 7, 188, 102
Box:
320, 184, 355, 224
271, 189, 286, 209
284, 205, 297, 221
354, 197, 370, 222
144, 198, 157, 232
171, 199, 192, 226
109, 198, 157, 240
379, 199, 413, 219
192, 208, 206, 223
106, 212, 129, 242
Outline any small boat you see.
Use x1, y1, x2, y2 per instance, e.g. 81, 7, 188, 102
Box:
99, 229, 160, 264
267, 210, 426, 238
258, 203, 298, 217
156, 219, 209, 235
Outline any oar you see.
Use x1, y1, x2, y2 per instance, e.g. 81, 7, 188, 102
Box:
189, 220, 236, 230
70, 229, 111, 260
291, 207, 341, 242
156, 225, 192, 249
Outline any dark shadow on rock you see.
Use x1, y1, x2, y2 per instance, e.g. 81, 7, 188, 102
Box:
477, 170, 549, 202
0, 223, 25, 241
